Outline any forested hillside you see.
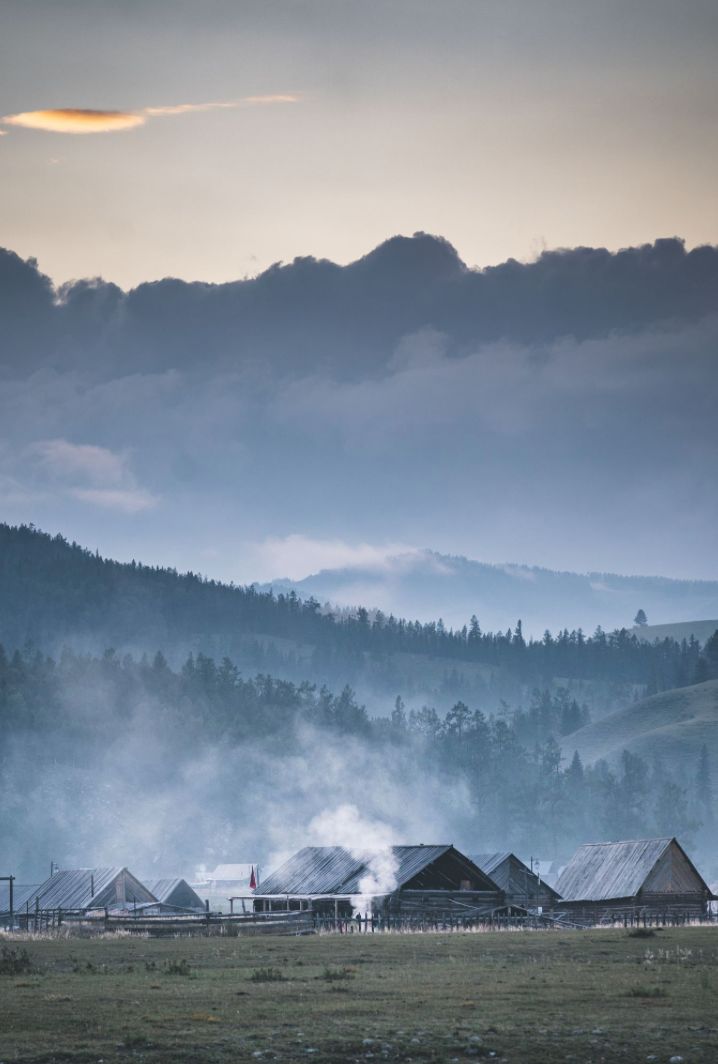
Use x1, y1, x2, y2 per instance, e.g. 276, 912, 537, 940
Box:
2, 523, 717, 881
0, 524, 709, 713
2, 645, 716, 882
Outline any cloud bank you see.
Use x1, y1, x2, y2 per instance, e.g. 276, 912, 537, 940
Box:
0, 233, 715, 589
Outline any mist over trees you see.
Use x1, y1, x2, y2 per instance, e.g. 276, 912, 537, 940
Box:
1, 644, 715, 882
2, 524, 718, 883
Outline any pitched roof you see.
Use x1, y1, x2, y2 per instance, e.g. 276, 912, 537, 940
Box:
257, 844, 495, 897
25, 867, 155, 910
470, 853, 512, 884
144, 878, 204, 908
470, 853, 562, 900
555, 837, 708, 902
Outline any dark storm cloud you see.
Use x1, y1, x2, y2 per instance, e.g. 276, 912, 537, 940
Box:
0, 248, 55, 371
0, 233, 716, 586
2, 233, 717, 380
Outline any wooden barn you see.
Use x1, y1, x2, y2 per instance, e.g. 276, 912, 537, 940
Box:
143, 878, 205, 912
253, 844, 504, 919
470, 852, 561, 911
555, 837, 714, 920
21, 867, 157, 915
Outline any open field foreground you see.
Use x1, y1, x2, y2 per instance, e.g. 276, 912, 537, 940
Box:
1, 927, 717, 1064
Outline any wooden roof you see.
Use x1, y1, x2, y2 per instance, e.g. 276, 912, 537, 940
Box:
471, 852, 562, 900
144, 878, 204, 909
555, 837, 711, 902
257, 845, 498, 897
24, 867, 156, 910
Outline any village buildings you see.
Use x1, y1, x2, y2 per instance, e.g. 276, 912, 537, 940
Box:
2, 837, 715, 929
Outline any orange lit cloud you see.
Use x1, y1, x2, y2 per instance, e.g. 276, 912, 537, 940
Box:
2, 109, 145, 134
1, 95, 299, 135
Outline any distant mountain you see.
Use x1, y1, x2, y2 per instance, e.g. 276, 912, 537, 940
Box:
631, 619, 718, 645
0, 523, 710, 716
561, 679, 718, 774
267, 550, 718, 636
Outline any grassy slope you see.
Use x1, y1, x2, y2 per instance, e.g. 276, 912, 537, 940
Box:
561, 680, 718, 771
632, 619, 718, 645
1, 928, 717, 1063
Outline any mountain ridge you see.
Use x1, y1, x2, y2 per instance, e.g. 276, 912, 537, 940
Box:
0, 521, 708, 715
266, 548, 718, 636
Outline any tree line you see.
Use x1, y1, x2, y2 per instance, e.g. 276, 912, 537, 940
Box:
1, 644, 714, 862
1, 524, 714, 697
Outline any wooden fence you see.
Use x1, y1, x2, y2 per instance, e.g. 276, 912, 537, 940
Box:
6, 906, 717, 937
11, 906, 315, 936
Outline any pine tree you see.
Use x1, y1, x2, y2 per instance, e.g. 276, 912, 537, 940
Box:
696, 744, 713, 823
703, 630, 718, 680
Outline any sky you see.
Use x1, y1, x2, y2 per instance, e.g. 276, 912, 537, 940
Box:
0, 1, 717, 287
0, 1, 717, 605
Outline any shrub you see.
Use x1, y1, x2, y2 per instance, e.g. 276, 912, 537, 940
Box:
0, 946, 33, 975
626, 986, 667, 998
321, 965, 354, 982
164, 958, 193, 976
250, 967, 286, 983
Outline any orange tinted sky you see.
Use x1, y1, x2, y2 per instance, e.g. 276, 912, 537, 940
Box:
1, 0, 716, 287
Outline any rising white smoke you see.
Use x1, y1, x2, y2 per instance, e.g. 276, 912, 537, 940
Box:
307, 803, 400, 915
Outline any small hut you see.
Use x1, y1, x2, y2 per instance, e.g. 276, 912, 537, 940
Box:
555, 837, 714, 920
254, 844, 504, 919
143, 878, 204, 912
470, 852, 561, 911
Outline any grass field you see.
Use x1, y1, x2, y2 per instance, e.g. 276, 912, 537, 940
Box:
1, 926, 717, 1063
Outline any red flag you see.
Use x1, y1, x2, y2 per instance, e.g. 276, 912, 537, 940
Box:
249, 866, 257, 890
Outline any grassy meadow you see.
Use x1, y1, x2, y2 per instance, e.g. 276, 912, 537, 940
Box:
1, 926, 717, 1063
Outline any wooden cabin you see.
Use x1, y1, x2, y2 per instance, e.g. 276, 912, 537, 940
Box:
253, 844, 504, 919
143, 878, 205, 912
471, 852, 561, 911
555, 837, 714, 920
21, 867, 157, 915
